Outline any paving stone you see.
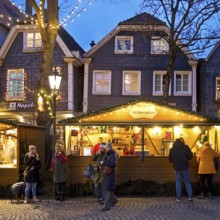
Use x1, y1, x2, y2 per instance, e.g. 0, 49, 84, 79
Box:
0, 197, 220, 219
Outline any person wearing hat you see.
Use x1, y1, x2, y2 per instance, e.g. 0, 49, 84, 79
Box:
23, 145, 41, 204
91, 142, 106, 203
100, 142, 118, 211
91, 137, 103, 155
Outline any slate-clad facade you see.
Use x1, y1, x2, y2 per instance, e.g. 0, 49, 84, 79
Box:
83, 13, 198, 113
0, 0, 84, 123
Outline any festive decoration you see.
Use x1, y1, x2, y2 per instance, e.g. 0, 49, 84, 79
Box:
60, 98, 220, 124
0, 0, 93, 29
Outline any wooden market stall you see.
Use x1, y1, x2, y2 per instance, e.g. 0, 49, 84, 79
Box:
59, 100, 220, 184
0, 119, 45, 185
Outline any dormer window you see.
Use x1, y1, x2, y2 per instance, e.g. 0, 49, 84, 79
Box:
151, 37, 168, 54
115, 36, 133, 54
23, 32, 42, 51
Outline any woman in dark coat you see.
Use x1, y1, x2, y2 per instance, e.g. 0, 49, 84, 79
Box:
23, 145, 41, 204
51, 143, 68, 202
101, 142, 118, 211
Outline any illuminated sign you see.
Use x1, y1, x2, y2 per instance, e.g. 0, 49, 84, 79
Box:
129, 104, 157, 119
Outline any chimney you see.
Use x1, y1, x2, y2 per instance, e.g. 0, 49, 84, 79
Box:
25, 0, 32, 15
90, 40, 96, 48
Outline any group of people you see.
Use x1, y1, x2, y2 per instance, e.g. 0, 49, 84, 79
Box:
91, 137, 118, 211
23, 143, 67, 204
169, 137, 219, 202
22, 135, 219, 206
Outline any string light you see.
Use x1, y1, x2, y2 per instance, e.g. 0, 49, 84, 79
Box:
0, 0, 92, 29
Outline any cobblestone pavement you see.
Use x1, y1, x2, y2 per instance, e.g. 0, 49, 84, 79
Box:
0, 196, 220, 220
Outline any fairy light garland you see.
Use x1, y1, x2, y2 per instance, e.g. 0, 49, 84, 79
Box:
0, 0, 93, 29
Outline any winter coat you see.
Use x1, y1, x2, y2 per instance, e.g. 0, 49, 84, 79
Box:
51, 153, 68, 183
197, 146, 219, 174
91, 151, 106, 183
23, 153, 41, 183
168, 139, 193, 171
103, 149, 116, 191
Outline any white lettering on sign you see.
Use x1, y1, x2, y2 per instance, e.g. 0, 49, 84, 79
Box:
17, 102, 35, 109
129, 104, 157, 119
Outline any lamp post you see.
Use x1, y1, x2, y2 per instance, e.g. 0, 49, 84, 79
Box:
48, 68, 62, 151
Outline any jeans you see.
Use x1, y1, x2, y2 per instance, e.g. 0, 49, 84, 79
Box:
174, 169, 193, 200
104, 191, 118, 209
95, 182, 105, 201
25, 182, 37, 198
199, 174, 213, 194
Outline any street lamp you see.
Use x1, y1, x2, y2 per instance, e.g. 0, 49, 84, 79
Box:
48, 68, 62, 151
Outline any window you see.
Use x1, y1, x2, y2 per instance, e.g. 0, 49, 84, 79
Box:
151, 37, 168, 54
216, 77, 220, 101
0, 129, 17, 168
153, 71, 171, 96
93, 71, 111, 94
115, 36, 133, 54
122, 71, 141, 95
23, 32, 42, 50
6, 69, 25, 100
174, 71, 191, 96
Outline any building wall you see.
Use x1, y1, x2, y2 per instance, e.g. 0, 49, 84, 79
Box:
87, 31, 193, 111
199, 46, 220, 118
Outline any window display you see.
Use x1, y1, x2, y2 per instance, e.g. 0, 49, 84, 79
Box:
0, 129, 17, 168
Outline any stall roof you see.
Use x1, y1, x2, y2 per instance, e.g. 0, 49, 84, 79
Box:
60, 100, 220, 126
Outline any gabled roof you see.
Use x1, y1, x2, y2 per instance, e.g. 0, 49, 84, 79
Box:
58, 26, 85, 56
60, 99, 220, 125
118, 12, 166, 26
84, 12, 195, 59
206, 41, 220, 62
0, 0, 26, 28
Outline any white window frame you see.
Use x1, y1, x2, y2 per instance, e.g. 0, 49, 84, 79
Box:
6, 69, 25, 101
23, 32, 42, 51
151, 36, 169, 54
115, 36, 133, 54
216, 77, 220, 101
92, 70, 111, 95
122, 71, 141, 95
153, 71, 171, 96
174, 71, 192, 96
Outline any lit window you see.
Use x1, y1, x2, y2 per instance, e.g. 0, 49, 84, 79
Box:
115, 36, 133, 54
23, 32, 42, 50
153, 71, 171, 96
93, 71, 111, 94
123, 71, 141, 95
216, 77, 220, 101
0, 129, 17, 168
174, 71, 191, 96
151, 37, 168, 54
6, 69, 25, 101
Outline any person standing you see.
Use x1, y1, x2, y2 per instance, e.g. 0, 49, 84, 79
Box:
91, 137, 103, 155
51, 143, 68, 202
100, 142, 118, 211
23, 145, 41, 204
168, 138, 193, 202
91, 142, 106, 204
197, 141, 219, 198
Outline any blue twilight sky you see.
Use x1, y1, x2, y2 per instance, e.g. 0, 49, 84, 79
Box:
63, 0, 142, 51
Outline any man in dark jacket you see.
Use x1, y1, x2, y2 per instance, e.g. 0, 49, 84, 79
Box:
169, 138, 193, 202
100, 142, 118, 211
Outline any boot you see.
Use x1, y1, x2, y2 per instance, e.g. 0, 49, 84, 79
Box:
55, 193, 61, 201
60, 193, 64, 202
24, 197, 29, 204
33, 196, 39, 202
198, 193, 204, 199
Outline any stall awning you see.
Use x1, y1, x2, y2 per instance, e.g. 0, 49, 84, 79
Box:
60, 100, 220, 126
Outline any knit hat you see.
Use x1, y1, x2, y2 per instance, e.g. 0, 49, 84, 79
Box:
106, 142, 113, 149
100, 142, 106, 149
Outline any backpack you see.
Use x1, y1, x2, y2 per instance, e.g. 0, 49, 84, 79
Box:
83, 164, 95, 180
